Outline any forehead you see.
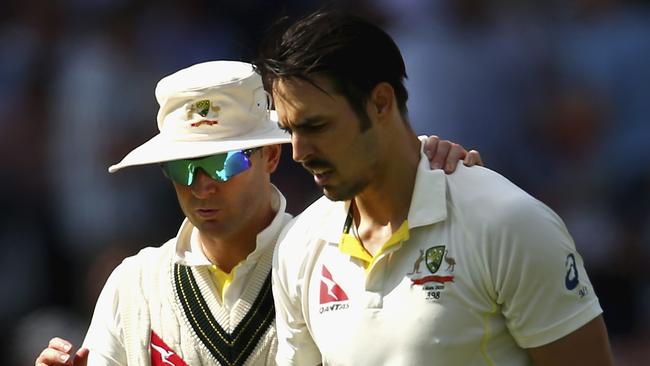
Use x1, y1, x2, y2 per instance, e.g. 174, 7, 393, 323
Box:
271, 77, 340, 121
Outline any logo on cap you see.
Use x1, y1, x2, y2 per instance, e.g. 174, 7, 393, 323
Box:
186, 99, 221, 126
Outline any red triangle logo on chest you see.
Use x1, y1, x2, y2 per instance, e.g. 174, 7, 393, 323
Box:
320, 265, 349, 304
150, 330, 189, 366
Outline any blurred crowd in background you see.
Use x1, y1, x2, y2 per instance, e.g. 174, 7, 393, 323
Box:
1, 0, 649, 364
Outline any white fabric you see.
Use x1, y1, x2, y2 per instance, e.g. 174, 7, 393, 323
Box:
83, 186, 293, 365
109, 61, 290, 172
272, 147, 603, 366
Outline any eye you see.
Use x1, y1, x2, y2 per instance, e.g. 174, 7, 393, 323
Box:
305, 123, 325, 132
277, 123, 293, 135
296, 122, 327, 135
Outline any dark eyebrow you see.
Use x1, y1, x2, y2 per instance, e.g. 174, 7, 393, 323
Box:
294, 116, 325, 128
278, 115, 325, 133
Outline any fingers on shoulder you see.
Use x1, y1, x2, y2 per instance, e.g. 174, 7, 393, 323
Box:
463, 150, 483, 167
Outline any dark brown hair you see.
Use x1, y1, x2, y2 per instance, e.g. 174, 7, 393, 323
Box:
255, 9, 409, 130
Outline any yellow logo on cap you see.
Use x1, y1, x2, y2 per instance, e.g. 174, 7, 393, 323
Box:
186, 99, 221, 120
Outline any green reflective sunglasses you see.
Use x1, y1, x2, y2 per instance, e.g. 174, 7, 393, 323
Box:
161, 148, 259, 186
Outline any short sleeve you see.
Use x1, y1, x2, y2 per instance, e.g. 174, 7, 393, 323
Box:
488, 196, 602, 348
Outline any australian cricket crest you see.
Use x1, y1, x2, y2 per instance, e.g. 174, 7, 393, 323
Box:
425, 245, 445, 273
186, 99, 222, 126
410, 245, 456, 302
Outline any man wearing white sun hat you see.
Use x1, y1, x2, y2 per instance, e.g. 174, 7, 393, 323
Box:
54, 60, 292, 366
35, 60, 480, 366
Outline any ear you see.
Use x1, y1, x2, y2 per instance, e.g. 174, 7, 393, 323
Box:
262, 144, 282, 173
368, 82, 395, 121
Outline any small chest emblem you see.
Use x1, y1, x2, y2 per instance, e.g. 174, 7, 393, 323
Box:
410, 245, 457, 300
425, 245, 446, 273
150, 330, 188, 366
318, 265, 350, 314
320, 265, 349, 304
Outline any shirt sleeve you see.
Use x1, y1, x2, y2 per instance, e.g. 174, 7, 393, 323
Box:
272, 220, 323, 366
82, 263, 128, 365
487, 195, 603, 348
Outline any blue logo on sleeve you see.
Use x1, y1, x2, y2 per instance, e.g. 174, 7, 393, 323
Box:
565, 254, 580, 290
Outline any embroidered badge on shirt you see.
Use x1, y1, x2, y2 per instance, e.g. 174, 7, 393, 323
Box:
410, 245, 456, 301
150, 330, 188, 366
425, 245, 445, 273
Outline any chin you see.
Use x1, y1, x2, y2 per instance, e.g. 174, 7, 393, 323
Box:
323, 186, 358, 202
190, 217, 220, 230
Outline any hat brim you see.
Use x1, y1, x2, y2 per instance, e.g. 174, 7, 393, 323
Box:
108, 116, 290, 173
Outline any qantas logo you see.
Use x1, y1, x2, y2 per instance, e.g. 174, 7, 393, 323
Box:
318, 265, 350, 314
150, 331, 188, 366
320, 265, 349, 304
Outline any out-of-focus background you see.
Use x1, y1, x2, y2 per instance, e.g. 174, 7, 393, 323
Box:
2, 0, 649, 364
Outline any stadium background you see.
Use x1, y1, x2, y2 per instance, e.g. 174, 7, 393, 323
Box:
1, 0, 648, 364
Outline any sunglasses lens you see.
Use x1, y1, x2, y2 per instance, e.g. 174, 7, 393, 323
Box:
224, 150, 252, 177
202, 150, 251, 181
161, 159, 195, 185
198, 152, 231, 181
161, 150, 253, 186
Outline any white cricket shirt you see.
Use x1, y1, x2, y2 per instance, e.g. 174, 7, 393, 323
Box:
272, 149, 602, 366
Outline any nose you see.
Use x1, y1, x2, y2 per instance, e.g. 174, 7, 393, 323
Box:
291, 133, 313, 163
190, 169, 220, 198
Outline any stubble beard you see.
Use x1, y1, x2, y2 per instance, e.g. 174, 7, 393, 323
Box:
322, 176, 369, 202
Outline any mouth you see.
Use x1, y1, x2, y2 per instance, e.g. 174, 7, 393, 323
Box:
303, 160, 334, 186
312, 170, 333, 186
195, 208, 219, 219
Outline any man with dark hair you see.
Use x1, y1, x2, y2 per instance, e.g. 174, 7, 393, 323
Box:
256, 9, 614, 366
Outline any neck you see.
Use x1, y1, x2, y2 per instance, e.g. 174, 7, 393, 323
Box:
198, 235, 253, 274
351, 125, 420, 252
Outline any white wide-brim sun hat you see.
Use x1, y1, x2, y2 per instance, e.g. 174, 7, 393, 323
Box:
108, 60, 290, 173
